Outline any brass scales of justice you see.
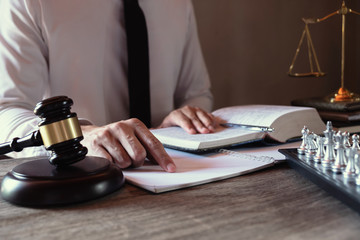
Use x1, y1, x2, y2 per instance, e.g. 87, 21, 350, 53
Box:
288, 0, 360, 103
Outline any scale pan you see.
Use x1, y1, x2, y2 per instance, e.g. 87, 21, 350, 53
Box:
288, 72, 326, 77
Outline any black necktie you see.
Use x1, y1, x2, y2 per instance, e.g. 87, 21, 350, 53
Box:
124, 0, 151, 127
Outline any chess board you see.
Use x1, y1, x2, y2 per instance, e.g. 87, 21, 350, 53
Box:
279, 148, 360, 214
278, 120, 360, 213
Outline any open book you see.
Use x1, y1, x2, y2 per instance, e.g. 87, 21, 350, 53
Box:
151, 105, 325, 152
123, 142, 300, 193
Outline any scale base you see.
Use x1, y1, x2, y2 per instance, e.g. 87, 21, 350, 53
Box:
0, 156, 124, 207
328, 87, 360, 103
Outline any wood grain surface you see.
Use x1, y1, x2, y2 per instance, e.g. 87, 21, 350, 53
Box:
0, 157, 360, 240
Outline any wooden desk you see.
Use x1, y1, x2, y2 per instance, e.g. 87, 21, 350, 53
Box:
0, 158, 360, 240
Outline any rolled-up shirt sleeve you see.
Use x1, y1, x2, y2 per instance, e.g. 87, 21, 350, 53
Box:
174, 2, 213, 112
0, 0, 49, 157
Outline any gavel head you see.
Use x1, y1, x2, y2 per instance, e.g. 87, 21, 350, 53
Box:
34, 96, 88, 167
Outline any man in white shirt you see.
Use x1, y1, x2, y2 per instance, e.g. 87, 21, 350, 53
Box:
0, 0, 215, 172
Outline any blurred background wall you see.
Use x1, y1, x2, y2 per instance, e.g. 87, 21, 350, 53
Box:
192, 0, 360, 110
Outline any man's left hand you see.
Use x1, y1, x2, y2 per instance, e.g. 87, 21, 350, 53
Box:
158, 106, 216, 134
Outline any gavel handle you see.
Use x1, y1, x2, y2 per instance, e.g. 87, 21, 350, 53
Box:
0, 131, 43, 155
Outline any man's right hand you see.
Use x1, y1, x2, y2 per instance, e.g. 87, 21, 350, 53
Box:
80, 118, 176, 172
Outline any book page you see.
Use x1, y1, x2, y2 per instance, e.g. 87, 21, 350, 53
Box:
152, 126, 258, 142
213, 105, 310, 127
151, 126, 264, 150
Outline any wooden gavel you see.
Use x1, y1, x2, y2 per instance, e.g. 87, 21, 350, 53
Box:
0, 96, 87, 166
0, 96, 125, 207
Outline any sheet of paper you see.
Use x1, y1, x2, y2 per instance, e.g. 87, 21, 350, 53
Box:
223, 141, 301, 162
123, 142, 299, 193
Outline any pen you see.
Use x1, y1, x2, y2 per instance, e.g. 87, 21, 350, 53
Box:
221, 123, 274, 132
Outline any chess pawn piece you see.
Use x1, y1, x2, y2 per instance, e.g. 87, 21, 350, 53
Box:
332, 131, 347, 173
343, 148, 358, 182
297, 126, 309, 155
305, 132, 317, 160
322, 121, 335, 168
314, 136, 325, 163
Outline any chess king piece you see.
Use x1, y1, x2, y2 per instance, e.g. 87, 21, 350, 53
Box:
0, 96, 125, 207
322, 121, 335, 169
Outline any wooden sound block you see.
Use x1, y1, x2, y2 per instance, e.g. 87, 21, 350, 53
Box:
0, 156, 124, 207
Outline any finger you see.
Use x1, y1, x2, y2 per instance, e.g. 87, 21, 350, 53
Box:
182, 107, 210, 134
171, 110, 197, 134
146, 153, 158, 165
214, 116, 226, 125
103, 142, 133, 168
111, 120, 147, 167
134, 122, 176, 172
196, 110, 216, 132
99, 131, 132, 168
209, 113, 220, 126
191, 117, 209, 134
91, 146, 113, 162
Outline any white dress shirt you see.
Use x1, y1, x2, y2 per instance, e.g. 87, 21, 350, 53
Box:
0, 0, 213, 157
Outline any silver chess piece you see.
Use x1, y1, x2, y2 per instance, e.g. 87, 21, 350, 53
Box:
351, 134, 360, 173
355, 154, 360, 185
314, 135, 325, 163
343, 131, 351, 163
343, 131, 351, 148
352, 134, 360, 151
305, 132, 317, 160
322, 121, 335, 169
297, 126, 309, 155
332, 131, 347, 173
343, 148, 358, 182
